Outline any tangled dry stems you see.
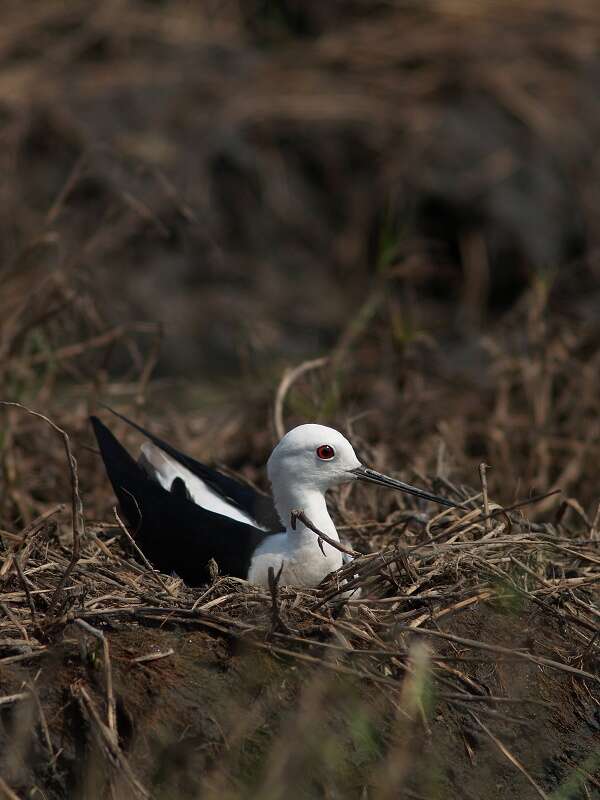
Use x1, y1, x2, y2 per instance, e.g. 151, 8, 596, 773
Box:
0, 264, 599, 796
0, 426, 598, 797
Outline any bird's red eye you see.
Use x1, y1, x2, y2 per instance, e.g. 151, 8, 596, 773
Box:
316, 444, 335, 460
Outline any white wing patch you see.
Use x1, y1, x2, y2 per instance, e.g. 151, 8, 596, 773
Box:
140, 442, 264, 529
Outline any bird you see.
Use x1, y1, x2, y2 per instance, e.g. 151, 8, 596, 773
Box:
91, 410, 458, 588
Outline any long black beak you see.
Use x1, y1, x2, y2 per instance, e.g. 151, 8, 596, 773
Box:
348, 466, 459, 509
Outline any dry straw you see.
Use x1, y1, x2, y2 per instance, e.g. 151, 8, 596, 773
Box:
0, 399, 598, 795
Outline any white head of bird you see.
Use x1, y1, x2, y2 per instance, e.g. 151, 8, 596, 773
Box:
269, 424, 453, 540
268, 424, 361, 496
248, 423, 456, 587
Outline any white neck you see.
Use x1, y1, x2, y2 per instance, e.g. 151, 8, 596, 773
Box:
272, 481, 339, 543
247, 479, 344, 588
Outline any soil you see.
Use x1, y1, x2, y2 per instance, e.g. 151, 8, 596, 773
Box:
1, 599, 598, 799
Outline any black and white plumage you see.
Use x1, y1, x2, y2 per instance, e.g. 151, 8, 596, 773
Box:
91, 413, 281, 585
91, 411, 458, 587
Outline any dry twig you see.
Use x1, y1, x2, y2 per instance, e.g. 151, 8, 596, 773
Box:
74, 618, 116, 735
0, 402, 84, 614
274, 357, 328, 439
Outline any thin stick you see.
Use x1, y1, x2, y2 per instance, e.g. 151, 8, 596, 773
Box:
0, 693, 29, 707
488, 488, 561, 517
12, 557, 36, 623
27, 681, 56, 770
131, 649, 174, 664
590, 501, 600, 539
479, 462, 492, 533
0, 651, 48, 666
0, 638, 35, 648
470, 712, 549, 799
74, 619, 116, 736
567, 591, 600, 621
45, 153, 87, 224
0, 530, 23, 543
113, 507, 175, 596
395, 625, 600, 684
0, 775, 21, 800
0, 505, 65, 580
408, 489, 561, 554
25, 323, 158, 367
73, 684, 149, 799
291, 509, 358, 557
563, 760, 600, 792
268, 563, 291, 634
274, 357, 328, 439
0, 403, 84, 614
0, 603, 29, 641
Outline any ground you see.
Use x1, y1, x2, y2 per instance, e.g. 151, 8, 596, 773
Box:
0, 488, 598, 798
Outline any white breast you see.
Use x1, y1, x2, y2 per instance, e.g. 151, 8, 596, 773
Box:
247, 533, 344, 587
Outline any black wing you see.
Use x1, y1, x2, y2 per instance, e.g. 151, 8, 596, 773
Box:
90, 416, 271, 585
103, 406, 282, 531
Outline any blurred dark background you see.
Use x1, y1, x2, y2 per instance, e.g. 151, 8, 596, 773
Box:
3, 0, 600, 511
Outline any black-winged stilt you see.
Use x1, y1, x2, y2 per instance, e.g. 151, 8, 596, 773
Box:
91, 412, 457, 587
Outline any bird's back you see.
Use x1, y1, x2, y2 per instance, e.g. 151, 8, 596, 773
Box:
91, 416, 273, 584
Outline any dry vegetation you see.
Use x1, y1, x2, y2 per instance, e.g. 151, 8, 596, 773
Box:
1, 262, 599, 799
1, 1, 600, 798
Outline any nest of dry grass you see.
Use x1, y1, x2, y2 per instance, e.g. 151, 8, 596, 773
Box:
0, 258, 599, 797
0, 391, 599, 798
